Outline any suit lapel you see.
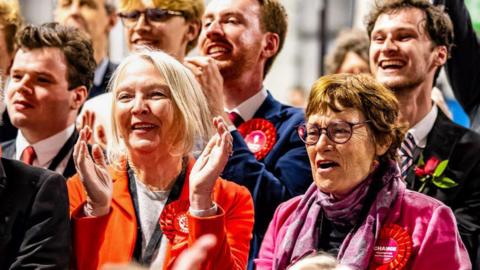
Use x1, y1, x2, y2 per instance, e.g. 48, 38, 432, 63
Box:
110, 165, 135, 218
1, 140, 16, 160
253, 92, 287, 123
414, 110, 467, 200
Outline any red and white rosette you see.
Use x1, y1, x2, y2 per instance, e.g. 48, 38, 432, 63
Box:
159, 200, 190, 245
237, 118, 277, 160
369, 224, 413, 270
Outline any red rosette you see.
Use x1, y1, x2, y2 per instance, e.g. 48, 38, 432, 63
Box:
159, 200, 190, 244
369, 224, 412, 270
237, 118, 277, 160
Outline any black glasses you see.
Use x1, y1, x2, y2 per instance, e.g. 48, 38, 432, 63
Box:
297, 120, 371, 145
118, 8, 184, 28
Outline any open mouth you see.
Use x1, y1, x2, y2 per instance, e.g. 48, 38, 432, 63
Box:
379, 59, 405, 70
206, 42, 232, 58
317, 160, 339, 169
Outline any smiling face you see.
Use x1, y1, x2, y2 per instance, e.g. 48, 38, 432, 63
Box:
113, 58, 176, 155
6, 48, 81, 141
122, 1, 195, 60
306, 108, 380, 198
199, 0, 268, 79
369, 8, 444, 92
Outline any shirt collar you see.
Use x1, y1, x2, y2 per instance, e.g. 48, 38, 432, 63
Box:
226, 86, 268, 121
16, 124, 75, 167
94, 58, 109, 87
408, 105, 437, 148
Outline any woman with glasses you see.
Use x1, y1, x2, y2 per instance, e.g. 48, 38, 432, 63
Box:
255, 73, 470, 269
68, 50, 253, 269
80, 0, 224, 150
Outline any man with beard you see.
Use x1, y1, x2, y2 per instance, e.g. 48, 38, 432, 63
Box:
367, 0, 480, 267
55, 0, 117, 99
187, 0, 312, 266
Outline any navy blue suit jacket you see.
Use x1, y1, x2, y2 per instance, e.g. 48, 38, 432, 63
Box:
88, 60, 118, 100
222, 92, 312, 264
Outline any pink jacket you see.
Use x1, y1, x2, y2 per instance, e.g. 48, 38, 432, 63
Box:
256, 188, 471, 269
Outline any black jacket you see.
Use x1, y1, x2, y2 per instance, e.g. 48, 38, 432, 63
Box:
406, 109, 480, 268
0, 158, 70, 269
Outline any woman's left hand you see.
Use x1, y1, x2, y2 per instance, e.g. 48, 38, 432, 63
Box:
189, 117, 233, 210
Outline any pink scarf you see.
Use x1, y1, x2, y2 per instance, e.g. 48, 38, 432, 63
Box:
274, 161, 404, 270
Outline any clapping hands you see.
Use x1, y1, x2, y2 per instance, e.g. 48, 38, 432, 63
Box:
73, 126, 112, 216
189, 117, 233, 211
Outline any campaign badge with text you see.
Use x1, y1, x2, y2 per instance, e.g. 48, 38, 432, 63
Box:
369, 224, 412, 270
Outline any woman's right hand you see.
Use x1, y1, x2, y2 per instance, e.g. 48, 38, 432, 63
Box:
73, 126, 112, 217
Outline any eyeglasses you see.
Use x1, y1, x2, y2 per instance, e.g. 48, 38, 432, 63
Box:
118, 8, 184, 28
297, 120, 371, 145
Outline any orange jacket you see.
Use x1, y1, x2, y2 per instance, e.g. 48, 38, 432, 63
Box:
67, 159, 254, 270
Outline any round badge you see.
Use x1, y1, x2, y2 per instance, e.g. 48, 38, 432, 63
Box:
370, 224, 412, 270
175, 214, 189, 234
159, 200, 190, 244
238, 118, 277, 160
245, 130, 267, 153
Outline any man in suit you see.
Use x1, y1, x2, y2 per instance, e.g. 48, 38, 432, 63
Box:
366, 0, 480, 266
0, 157, 70, 268
189, 0, 312, 266
55, 0, 118, 99
2, 23, 96, 179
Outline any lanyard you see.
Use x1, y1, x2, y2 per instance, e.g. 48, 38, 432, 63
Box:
128, 157, 187, 266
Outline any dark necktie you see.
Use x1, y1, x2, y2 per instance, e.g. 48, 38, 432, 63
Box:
21, 146, 36, 165
398, 133, 416, 178
228, 112, 245, 127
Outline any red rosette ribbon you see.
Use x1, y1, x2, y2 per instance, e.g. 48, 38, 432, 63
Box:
237, 118, 277, 160
369, 224, 413, 270
159, 200, 190, 245
415, 156, 441, 178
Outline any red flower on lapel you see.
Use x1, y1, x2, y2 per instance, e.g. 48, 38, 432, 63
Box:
414, 155, 458, 192
414, 156, 440, 177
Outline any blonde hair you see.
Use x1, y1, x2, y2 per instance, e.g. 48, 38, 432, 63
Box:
107, 50, 213, 165
0, 0, 22, 54
119, 0, 204, 53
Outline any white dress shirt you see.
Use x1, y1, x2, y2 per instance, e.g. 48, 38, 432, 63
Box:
408, 105, 438, 148
15, 124, 75, 175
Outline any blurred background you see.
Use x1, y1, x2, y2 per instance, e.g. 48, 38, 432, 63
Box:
17, 0, 480, 126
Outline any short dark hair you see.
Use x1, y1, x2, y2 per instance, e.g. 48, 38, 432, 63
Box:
257, 0, 288, 77
365, 0, 453, 54
17, 22, 96, 90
